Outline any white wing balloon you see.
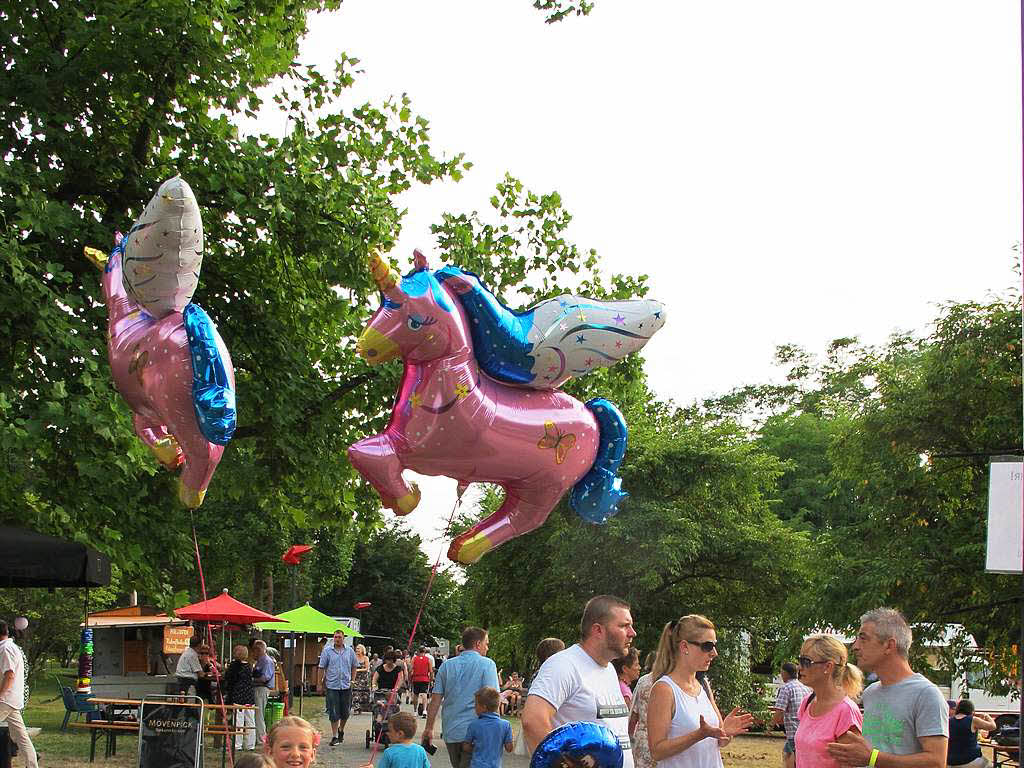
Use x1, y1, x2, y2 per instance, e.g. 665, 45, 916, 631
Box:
121, 175, 203, 318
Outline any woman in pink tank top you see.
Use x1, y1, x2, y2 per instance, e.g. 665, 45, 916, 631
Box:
793, 634, 864, 768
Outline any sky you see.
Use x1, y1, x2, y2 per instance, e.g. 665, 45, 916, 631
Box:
250, 0, 1022, 561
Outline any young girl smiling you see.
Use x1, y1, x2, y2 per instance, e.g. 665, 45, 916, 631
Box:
264, 716, 320, 768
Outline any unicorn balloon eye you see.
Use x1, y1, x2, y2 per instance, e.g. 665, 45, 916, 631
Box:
349, 249, 667, 565
406, 315, 435, 331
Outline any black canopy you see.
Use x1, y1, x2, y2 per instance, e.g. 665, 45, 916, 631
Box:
0, 527, 111, 588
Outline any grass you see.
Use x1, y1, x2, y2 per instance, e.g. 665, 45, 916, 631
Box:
16, 683, 278, 768
722, 734, 785, 766
20, 683, 112, 766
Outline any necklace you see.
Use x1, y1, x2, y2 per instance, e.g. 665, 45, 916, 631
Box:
672, 673, 701, 697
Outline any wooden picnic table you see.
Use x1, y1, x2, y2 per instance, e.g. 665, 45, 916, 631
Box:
71, 697, 256, 763
980, 740, 1019, 768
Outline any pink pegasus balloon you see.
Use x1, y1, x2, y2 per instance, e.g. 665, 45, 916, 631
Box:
349, 250, 665, 564
84, 234, 236, 508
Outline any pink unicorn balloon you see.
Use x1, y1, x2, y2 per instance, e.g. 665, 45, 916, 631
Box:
84, 234, 236, 508
349, 250, 665, 564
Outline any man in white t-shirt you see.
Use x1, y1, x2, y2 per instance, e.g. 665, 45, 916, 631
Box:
522, 595, 637, 768
0, 620, 38, 768
175, 634, 204, 694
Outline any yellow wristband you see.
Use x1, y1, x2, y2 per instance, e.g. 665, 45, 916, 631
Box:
868, 748, 879, 767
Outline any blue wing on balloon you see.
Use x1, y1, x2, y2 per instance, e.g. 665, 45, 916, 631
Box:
183, 303, 236, 445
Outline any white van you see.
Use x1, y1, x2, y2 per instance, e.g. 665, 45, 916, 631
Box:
949, 657, 1019, 719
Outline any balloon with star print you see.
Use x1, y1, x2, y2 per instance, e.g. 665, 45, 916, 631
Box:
350, 250, 668, 565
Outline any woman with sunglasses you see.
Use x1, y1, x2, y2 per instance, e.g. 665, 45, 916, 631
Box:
647, 615, 753, 768
792, 634, 863, 768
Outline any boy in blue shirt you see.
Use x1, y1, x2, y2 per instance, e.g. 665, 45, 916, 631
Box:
463, 687, 513, 768
366, 712, 431, 768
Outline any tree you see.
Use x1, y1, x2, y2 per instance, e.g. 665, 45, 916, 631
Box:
793, 298, 1022, 656
0, 577, 122, 676
1, 3, 627, 613
707, 293, 1022, 678
532, 0, 594, 23
460, 393, 813, 708
314, 524, 466, 647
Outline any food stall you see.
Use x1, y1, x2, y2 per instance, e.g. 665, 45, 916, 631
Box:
83, 604, 191, 698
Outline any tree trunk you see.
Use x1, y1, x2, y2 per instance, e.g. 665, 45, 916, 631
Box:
254, 561, 265, 610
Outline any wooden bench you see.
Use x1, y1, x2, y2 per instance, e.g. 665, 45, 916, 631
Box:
69, 720, 139, 761
70, 719, 254, 763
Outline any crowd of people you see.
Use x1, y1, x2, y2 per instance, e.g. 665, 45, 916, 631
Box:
173, 633, 278, 749
0, 598, 1008, 768
407, 598, 975, 768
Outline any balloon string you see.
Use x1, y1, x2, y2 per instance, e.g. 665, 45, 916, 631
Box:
367, 491, 464, 763
190, 509, 234, 768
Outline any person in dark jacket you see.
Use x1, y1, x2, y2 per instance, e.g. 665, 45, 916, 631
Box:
223, 644, 257, 751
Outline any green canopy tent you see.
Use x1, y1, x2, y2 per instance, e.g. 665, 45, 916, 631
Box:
255, 604, 361, 715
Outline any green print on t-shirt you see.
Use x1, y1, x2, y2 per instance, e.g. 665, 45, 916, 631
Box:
862, 703, 906, 750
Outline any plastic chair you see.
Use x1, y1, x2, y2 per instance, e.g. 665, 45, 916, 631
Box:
56, 678, 95, 732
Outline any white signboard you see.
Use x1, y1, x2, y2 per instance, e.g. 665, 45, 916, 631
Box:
986, 460, 1023, 573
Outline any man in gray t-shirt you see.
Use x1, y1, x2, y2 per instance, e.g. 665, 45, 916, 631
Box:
861, 673, 948, 755
827, 608, 947, 767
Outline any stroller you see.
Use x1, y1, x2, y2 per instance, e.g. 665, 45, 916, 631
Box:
352, 668, 371, 714
365, 690, 400, 749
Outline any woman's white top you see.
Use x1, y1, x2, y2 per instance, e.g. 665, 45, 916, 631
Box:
652, 676, 723, 768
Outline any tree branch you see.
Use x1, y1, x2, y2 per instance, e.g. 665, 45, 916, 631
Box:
232, 372, 376, 440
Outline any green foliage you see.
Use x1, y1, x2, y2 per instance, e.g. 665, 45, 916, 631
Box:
0, 574, 122, 675
532, 0, 595, 23
703, 292, 1023, 685
432, 173, 647, 303
0, 0, 465, 605
807, 298, 1023, 652
706, 632, 769, 722
314, 524, 466, 648
1, 2, 626, 622
485, 623, 533, 677
461, 398, 811, 702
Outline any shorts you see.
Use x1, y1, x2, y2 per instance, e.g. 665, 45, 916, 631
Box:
325, 688, 352, 722
413, 681, 430, 695
783, 738, 796, 755
176, 676, 196, 695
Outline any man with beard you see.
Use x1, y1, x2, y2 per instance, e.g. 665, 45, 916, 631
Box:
522, 595, 637, 768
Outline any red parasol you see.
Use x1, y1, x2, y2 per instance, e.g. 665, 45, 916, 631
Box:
176, 588, 285, 625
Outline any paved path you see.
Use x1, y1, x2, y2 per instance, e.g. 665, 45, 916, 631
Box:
297, 695, 532, 768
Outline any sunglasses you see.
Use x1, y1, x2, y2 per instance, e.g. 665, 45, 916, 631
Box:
798, 656, 829, 669
686, 640, 718, 653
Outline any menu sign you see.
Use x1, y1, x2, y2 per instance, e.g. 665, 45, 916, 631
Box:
138, 698, 202, 768
163, 625, 193, 655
